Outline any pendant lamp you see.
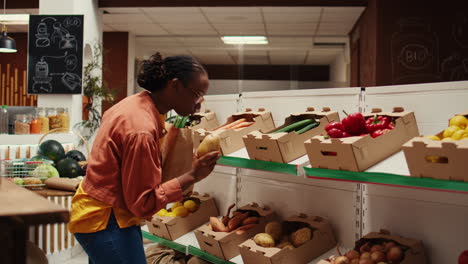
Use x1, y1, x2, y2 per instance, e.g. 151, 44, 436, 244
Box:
0, 0, 16, 53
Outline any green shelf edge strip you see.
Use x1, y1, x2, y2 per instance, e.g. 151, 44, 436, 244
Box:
217, 156, 297, 175
141, 231, 234, 264
188, 246, 235, 264
304, 167, 468, 193
142, 231, 186, 253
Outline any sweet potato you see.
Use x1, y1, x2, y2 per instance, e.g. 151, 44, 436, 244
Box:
210, 217, 228, 232
228, 212, 249, 231
222, 204, 236, 226
242, 217, 259, 226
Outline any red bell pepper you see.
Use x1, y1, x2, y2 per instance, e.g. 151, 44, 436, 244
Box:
342, 131, 351, 137
342, 111, 367, 135
371, 128, 391, 138
328, 128, 344, 138
325, 122, 343, 132
459, 250, 468, 264
365, 115, 391, 133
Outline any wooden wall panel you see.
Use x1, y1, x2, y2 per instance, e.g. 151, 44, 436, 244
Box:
0, 33, 37, 106
102, 32, 129, 113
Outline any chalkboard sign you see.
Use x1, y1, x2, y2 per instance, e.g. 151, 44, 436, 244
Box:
27, 15, 84, 94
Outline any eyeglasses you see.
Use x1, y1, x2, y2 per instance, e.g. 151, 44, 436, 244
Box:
179, 80, 205, 101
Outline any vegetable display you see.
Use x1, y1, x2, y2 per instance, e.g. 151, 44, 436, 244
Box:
425, 115, 468, 141
273, 119, 320, 134
211, 118, 254, 131
324, 112, 396, 139
209, 203, 260, 234
251, 220, 313, 249
156, 199, 200, 217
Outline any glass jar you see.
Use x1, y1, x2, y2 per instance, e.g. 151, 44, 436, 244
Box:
14, 114, 30, 134
58, 107, 70, 131
30, 114, 41, 134
48, 107, 61, 131
37, 107, 49, 134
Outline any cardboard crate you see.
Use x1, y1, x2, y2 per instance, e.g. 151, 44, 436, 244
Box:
243, 107, 340, 163
194, 203, 276, 260
318, 230, 427, 264
191, 109, 219, 131
305, 107, 419, 172
146, 193, 219, 241
238, 214, 337, 264
193, 108, 275, 155
403, 112, 468, 182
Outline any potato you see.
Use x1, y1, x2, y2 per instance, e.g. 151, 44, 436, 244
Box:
290, 227, 312, 247
265, 221, 283, 241
253, 233, 275, 248
196, 134, 221, 157
277, 241, 294, 249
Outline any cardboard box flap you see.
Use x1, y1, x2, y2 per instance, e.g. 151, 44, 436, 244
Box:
362, 231, 424, 254
239, 238, 282, 258
455, 111, 468, 117
403, 136, 468, 149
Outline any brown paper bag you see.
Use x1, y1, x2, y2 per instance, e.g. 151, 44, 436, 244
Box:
44, 177, 81, 192
160, 123, 194, 192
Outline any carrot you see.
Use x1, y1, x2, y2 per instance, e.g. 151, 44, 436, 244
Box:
213, 118, 247, 131
231, 122, 254, 130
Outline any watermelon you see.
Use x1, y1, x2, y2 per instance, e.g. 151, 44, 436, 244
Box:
38, 140, 65, 163
65, 150, 86, 162
55, 158, 83, 178
30, 155, 51, 161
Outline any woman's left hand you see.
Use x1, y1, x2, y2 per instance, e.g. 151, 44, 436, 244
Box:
191, 151, 221, 182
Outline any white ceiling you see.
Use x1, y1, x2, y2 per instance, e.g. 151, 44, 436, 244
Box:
103, 6, 364, 65
4, 6, 365, 65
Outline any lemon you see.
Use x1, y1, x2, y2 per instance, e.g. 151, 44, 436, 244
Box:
157, 209, 168, 217
167, 212, 177, 217
172, 206, 189, 217
171, 202, 183, 211
425, 156, 440, 163
424, 135, 440, 141
184, 200, 199, 213
451, 130, 466, 140
449, 115, 468, 129
443, 126, 460, 138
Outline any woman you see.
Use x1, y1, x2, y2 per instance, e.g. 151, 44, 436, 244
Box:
69, 53, 220, 264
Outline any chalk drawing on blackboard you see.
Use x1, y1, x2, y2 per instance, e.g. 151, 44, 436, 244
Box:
50, 72, 82, 92
32, 52, 69, 93
65, 54, 78, 71
452, 15, 468, 48
391, 18, 440, 84
49, 21, 78, 51
35, 17, 58, 48
32, 59, 53, 93
441, 53, 468, 81
63, 16, 81, 28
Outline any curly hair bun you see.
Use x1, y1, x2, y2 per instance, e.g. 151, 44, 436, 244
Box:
137, 52, 167, 91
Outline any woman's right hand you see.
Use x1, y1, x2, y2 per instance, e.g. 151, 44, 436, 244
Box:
191, 151, 221, 182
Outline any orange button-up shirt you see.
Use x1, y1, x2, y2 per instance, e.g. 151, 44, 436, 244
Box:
69, 91, 182, 233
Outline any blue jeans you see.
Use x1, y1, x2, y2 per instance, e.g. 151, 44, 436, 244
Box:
74, 212, 146, 264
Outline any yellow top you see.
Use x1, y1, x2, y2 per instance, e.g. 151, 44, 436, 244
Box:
69, 113, 168, 234
68, 183, 142, 233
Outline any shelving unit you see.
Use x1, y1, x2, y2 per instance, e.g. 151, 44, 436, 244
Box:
149, 82, 468, 263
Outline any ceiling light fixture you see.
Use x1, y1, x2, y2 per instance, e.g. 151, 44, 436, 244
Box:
0, 0, 17, 53
0, 14, 29, 25
221, 36, 268, 45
